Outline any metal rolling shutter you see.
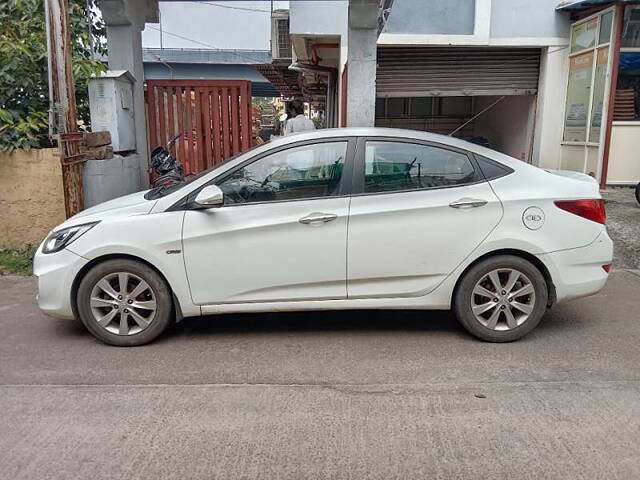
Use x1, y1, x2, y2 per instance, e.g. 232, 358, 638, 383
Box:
376, 47, 541, 98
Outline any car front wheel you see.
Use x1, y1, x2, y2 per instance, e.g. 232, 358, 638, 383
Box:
76, 259, 173, 346
454, 255, 548, 342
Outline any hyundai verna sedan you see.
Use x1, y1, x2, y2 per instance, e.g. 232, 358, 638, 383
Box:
34, 128, 613, 346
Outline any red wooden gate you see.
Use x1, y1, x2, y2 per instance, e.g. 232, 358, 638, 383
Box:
146, 80, 252, 177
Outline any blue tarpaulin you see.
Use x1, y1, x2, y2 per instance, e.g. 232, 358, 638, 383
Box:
620, 52, 640, 71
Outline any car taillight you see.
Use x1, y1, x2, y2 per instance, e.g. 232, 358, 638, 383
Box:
554, 199, 606, 224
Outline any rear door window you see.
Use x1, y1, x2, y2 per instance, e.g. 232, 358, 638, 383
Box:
362, 141, 480, 193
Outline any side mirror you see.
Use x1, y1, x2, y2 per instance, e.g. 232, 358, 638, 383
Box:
193, 185, 224, 209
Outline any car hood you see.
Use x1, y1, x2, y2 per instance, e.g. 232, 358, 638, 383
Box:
55, 191, 156, 230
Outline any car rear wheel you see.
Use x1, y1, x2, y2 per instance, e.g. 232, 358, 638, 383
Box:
76, 259, 173, 346
454, 255, 548, 342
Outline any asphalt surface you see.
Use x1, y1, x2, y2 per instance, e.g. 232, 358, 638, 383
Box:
1, 269, 640, 479
1, 188, 639, 479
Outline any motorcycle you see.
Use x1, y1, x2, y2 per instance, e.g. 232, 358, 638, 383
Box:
150, 133, 184, 188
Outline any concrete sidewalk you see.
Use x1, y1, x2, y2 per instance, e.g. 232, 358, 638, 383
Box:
1, 270, 639, 479
602, 187, 640, 271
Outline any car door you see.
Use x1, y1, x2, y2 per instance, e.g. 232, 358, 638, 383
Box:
347, 138, 503, 298
182, 138, 355, 305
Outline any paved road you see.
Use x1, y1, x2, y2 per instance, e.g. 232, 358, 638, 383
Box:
1, 269, 639, 479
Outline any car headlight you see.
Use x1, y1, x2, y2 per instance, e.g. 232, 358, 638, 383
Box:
42, 221, 100, 254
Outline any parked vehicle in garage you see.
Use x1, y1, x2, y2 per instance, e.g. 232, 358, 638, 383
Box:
34, 128, 613, 346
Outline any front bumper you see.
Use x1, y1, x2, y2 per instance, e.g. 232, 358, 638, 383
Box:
537, 230, 613, 303
33, 247, 88, 319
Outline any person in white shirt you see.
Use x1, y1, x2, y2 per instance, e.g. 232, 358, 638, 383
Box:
284, 100, 316, 136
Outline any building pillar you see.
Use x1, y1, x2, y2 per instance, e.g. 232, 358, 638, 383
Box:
599, 2, 625, 187
106, 24, 147, 187
346, 0, 378, 127
98, 0, 157, 189
532, 46, 570, 170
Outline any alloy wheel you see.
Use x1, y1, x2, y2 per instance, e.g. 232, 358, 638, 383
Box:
89, 272, 157, 335
471, 268, 536, 331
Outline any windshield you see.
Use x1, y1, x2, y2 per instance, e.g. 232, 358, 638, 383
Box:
144, 143, 268, 200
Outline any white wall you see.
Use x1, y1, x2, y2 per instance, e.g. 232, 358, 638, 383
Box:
532, 46, 570, 170
290, 1, 348, 37
384, 0, 475, 35
607, 123, 640, 184
473, 95, 536, 161
490, 0, 569, 40
379, 0, 569, 47
560, 144, 589, 172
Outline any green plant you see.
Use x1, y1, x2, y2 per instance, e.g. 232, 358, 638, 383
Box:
0, 248, 34, 275
0, 0, 106, 151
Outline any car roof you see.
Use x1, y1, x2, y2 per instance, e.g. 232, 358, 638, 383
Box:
269, 127, 531, 172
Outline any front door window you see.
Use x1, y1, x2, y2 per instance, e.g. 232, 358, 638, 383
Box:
216, 142, 347, 204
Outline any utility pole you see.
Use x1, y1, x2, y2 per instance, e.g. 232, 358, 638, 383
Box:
45, 0, 85, 217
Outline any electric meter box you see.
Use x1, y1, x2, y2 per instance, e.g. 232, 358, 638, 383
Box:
88, 70, 136, 152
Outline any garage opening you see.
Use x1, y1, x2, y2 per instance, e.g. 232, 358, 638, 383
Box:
375, 47, 541, 162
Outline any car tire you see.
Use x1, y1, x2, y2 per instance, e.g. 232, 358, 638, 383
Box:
635, 182, 640, 205
454, 255, 548, 342
76, 259, 173, 346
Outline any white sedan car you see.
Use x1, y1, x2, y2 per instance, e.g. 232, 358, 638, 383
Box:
34, 128, 613, 346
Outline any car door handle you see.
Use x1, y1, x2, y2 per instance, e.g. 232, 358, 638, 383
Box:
449, 198, 488, 209
299, 212, 338, 224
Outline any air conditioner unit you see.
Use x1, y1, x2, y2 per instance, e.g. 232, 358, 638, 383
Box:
271, 10, 292, 60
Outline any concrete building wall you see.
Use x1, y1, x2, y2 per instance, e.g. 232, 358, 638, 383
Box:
532, 46, 570, 170
384, 0, 475, 35
346, 0, 379, 127
490, 0, 569, 40
607, 123, 640, 184
0, 149, 66, 249
82, 156, 142, 209
379, 0, 570, 46
560, 144, 587, 172
346, 27, 376, 126
290, 0, 348, 37
106, 17, 148, 189
585, 144, 600, 177
473, 95, 537, 161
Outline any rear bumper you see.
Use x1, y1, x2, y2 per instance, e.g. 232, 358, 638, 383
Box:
33, 246, 88, 320
537, 230, 613, 303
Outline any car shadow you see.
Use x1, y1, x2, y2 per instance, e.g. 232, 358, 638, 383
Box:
164, 309, 468, 340
50, 317, 90, 339
49, 305, 583, 344
533, 302, 598, 334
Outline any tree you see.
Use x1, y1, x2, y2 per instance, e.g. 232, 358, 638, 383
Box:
0, 0, 105, 150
